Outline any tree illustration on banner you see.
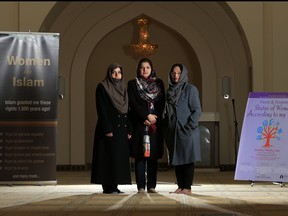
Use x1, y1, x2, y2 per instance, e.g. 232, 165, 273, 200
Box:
256, 119, 282, 148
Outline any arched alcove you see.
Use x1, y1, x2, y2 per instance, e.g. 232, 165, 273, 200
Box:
85, 15, 202, 165
41, 2, 252, 166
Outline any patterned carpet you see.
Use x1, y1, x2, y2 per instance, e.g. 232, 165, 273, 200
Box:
0, 170, 287, 216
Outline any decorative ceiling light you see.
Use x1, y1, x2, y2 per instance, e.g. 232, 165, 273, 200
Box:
130, 18, 158, 57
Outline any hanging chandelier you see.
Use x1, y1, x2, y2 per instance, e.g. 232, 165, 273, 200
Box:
130, 18, 158, 57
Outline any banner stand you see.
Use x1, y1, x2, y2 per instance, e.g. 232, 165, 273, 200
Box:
0, 32, 59, 185
249, 180, 285, 187
235, 92, 288, 187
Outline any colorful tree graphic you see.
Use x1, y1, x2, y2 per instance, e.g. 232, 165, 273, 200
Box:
256, 119, 282, 148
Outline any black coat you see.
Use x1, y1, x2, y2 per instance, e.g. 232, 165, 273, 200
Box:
127, 79, 165, 159
90, 83, 132, 185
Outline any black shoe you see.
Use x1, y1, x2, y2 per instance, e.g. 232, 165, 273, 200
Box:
103, 189, 124, 194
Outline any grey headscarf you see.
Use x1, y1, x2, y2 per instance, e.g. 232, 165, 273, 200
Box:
167, 63, 188, 106
165, 63, 188, 121
101, 63, 129, 113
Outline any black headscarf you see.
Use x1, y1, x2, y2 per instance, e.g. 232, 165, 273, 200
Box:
101, 63, 129, 113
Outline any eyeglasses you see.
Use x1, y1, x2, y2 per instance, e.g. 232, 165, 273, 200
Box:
111, 71, 122, 75
170, 72, 181, 76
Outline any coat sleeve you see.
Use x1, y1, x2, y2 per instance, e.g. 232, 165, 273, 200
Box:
96, 83, 113, 134
186, 85, 202, 130
127, 112, 133, 135
156, 79, 166, 119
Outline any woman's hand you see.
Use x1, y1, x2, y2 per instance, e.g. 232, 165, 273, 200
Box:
147, 114, 157, 124
105, 132, 113, 137
144, 119, 151, 126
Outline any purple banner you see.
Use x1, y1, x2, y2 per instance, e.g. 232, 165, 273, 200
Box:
235, 92, 288, 182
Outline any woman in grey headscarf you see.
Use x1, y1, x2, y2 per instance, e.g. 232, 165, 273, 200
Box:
91, 63, 132, 194
163, 63, 202, 195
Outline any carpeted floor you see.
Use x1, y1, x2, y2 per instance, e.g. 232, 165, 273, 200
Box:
0, 169, 287, 216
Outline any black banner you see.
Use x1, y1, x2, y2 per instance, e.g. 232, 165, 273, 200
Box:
0, 32, 59, 184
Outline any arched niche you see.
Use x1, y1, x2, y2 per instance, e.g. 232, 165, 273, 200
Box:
41, 2, 252, 166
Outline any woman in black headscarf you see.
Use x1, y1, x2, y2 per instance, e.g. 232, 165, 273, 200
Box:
163, 63, 202, 195
91, 63, 132, 194
128, 58, 165, 193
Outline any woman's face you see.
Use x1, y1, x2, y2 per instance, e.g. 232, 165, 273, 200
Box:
171, 66, 182, 83
139, 62, 152, 79
111, 67, 122, 80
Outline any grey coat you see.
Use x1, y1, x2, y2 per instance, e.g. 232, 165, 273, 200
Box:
164, 83, 202, 165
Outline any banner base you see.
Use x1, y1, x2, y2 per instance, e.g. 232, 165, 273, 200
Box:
0, 181, 57, 186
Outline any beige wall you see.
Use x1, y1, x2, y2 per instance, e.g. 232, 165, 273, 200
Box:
0, 2, 19, 31
19, 1, 55, 32
228, 2, 288, 92
0, 2, 55, 32
1, 2, 288, 166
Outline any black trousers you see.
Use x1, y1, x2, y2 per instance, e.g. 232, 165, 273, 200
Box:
135, 158, 158, 190
175, 163, 195, 190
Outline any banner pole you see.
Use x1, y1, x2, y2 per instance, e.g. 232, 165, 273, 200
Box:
232, 98, 240, 165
